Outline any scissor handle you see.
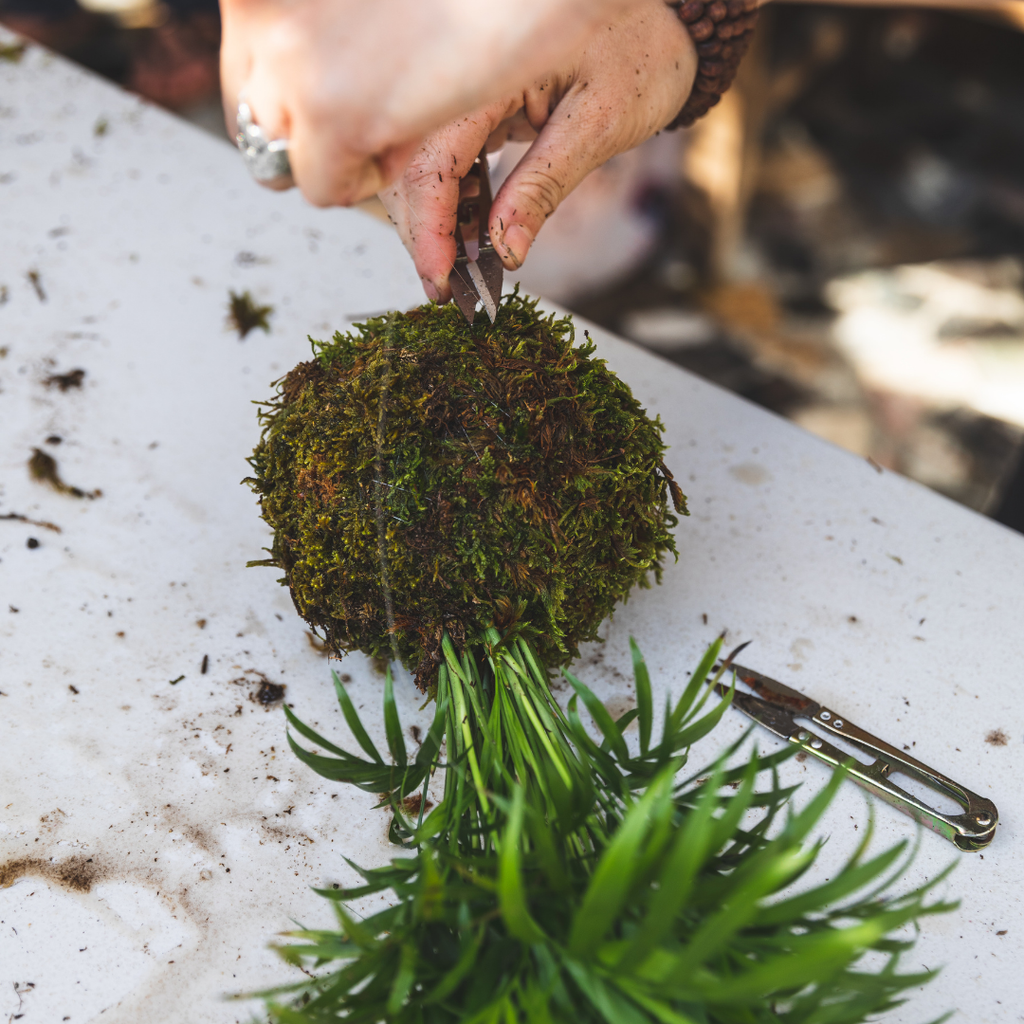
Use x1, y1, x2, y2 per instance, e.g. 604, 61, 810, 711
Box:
791, 707, 998, 851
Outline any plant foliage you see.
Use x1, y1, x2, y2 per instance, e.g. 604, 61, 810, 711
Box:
247, 292, 685, 687
249, 635, 955, 1023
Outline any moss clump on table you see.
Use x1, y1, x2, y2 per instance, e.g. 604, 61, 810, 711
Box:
248, 291, 685, 687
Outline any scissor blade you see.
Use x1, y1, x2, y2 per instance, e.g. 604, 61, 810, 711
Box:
469, 251, 501, 324
450, 261, 478, 324
714, 683, 801, 741
728, 662, 816, 714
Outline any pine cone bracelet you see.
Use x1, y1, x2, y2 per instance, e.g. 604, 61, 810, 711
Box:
666, 0, 760, 128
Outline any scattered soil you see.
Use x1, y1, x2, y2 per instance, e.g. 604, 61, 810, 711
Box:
0, 511, 61, 533
255, 679, 286, 705
228, 290, 273, 338
26, 269, 46, 301
401, 793, 434, 816
28, 448, 101, 499
0, 855, 102, 893
43, 368, 86, 391
985, 729, 1009, 746
232, 669, 286, 707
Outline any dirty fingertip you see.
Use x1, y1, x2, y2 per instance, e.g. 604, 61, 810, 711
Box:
500, 223, 533, 270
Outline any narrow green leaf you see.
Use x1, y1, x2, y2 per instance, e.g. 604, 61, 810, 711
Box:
424, 926, 483, 1004
562, 957, 650, 1024
619, 763, 724, 971
755, 842, 907, 926
670, 637, 722, 734
498, 787, 547, 945
564, 671, 630, 763
383, 667, 408, 768
414, 696, 448, 768
332, 669, 384, 764
387, 941, 417, 1014
568, 770, 673, 958
282, 703, 351, 759
285, 731, 405, 790
629, 638, 653, 755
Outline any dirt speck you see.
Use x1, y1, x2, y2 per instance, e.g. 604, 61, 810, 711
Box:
228, 290, 273, 339
234, 669, 286, 707
28, 448, 101, 500
256, 679, 286, 706
27, 269, 46, 301
985, 729, 1009, 746
0, 855, 101, 893
795, 751, 808, 762
401, 793, 433, 816
43, 368, 85, 391
0, 511, 61, 533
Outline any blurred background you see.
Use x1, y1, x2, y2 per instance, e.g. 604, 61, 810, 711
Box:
3, 0, 1024, 533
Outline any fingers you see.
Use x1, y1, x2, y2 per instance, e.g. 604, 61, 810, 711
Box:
220, 2, 419, 206
491, 0, 695, 269
380, 100, 518, 302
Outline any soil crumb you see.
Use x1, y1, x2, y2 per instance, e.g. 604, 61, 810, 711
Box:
0, 855, 101, 893
236, 671, 286, 707
27, 269, 46, 301
0, 511, 61, 533
29, 448, 101, 499
985, 729, 1009, 746
401, 793, 434, 816
44, 368, 86, 391
228, 290, 273, 339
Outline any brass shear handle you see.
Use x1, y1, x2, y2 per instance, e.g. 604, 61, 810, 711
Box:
787, 707, 998, 851
715, 664, 999, 851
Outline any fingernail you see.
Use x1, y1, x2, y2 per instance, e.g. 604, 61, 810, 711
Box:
422, 278, 440, 302
502, 223, 534, 269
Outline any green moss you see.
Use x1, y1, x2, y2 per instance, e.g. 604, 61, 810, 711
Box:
248, 291, 686, 687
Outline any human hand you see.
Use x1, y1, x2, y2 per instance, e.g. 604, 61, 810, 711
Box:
219, 0, 634, 207
378, 0, 697, 302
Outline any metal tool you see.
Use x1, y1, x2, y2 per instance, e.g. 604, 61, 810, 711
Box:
449, 147, 503, 325
714, 659, 999, 851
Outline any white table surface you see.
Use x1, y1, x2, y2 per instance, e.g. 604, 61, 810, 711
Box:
2, 31, 1022, 1024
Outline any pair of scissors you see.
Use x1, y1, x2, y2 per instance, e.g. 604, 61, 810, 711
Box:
714, 656, 999, 851
449, 147, 503, 325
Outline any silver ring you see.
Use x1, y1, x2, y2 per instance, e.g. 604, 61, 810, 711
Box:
235, 98, 293, 186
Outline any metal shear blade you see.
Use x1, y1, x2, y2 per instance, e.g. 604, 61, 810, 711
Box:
714, 661, 999, 851
450, 147, 503, 325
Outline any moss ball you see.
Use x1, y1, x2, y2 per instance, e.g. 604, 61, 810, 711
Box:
248, 292, 685, 687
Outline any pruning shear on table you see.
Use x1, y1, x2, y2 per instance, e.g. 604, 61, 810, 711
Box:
714, 655, 999, 851
450, 147, 503, 325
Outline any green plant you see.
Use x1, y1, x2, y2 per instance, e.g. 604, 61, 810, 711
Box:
247, 292, 684, 687
248, 636, 955, 1024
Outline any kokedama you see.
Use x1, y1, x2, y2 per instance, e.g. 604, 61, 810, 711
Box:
245, 293, 952, 1023
247, 291, 685, 687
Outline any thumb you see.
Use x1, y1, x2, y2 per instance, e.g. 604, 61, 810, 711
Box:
489, 98, 617, 271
